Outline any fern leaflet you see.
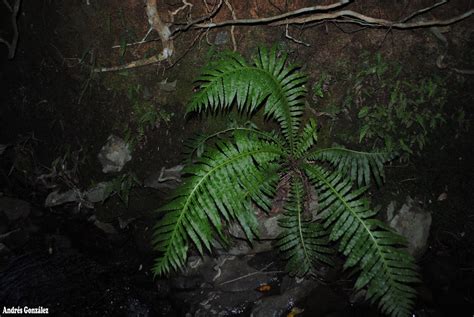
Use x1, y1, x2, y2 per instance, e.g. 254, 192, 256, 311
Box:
153, 133, 283, 275
277, 176, 333, 277
303, 164, 419, 317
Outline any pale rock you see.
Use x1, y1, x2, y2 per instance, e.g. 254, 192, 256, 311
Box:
85, 182, 109, 202
45, 189, 80, 207
386, 196, 432, 259
97, 135, 132, 173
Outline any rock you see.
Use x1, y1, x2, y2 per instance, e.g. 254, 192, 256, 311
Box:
216, 239, 273, 256
97, 135, 132, 173
385, 196, 432, 259
93, 220, 118, 235
44, 182, 110, 208
118, 216, 135, 229
45, 189, 80, 207
224, 213, 282, 255
85, 182, 108, 203
228, 214, 282, 241
0, 197, 31, 222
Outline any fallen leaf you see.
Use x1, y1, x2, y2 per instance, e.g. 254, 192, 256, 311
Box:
256, 284, 271, 292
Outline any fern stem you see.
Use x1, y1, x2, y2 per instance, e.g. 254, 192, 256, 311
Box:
306, 147, 391, 159
293, 176, 312, 267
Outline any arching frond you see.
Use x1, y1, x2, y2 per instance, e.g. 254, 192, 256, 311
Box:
152, 133, 283, 276
294, 118, 318, 158
306, 147, 396, 186
187, 47, 306, 153
276, 176, 333, 277
303, 164, 419, 317
183, 128, 286, 164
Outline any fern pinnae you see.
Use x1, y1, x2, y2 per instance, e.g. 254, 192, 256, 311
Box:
306, 147, 395, 186
303, 163, 418, 317
154, 47, 420, 317
187, 47, 305, 154
277, 175, 333, 276
153, 135, 283, 276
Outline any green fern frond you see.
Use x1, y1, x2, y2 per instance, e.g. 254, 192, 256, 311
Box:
303, 164, 419, 317
152, 133, 283, 276
306, 147, 396, 186
294, 118, 318, 158
182, 132, 211, 163
183, 128, 286, 164
153, 46, 420, 317
187, 47, 306, 153
277, 176, 333, 277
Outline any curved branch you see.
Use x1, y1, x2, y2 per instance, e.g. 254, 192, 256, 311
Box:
178, 0, 472, 31
0, 0, 21, 59
271, 9, 474, 29
192, 0, 349, 28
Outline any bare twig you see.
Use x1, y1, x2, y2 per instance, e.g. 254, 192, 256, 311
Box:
111, 38, 158, 49
179, 0, 472, 31
193, 0, 350, 28
94, 0, 173, 73
217, 262, 284, 286
93, 54, 168, 73
0, 0, 21, 59
285, 23, 310, 47
271, 9, 474, 29
171, 0, 193, 16
171, 0, 224, 37
2, 0, 12, 11
166, 29, 205, 70
400, 0, 447, 23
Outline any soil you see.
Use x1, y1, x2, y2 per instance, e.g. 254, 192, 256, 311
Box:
0, 0, 473, 316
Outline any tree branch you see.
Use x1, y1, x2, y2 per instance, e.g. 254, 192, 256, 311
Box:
175, 0, 472, 31
400, 0, 447, 23
94, 0, 173, 73
271, 9, 473, 29
0, 0, 21, 59
191, 0, 350, 28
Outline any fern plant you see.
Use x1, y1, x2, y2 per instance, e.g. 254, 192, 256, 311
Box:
152, 47, 419, 317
